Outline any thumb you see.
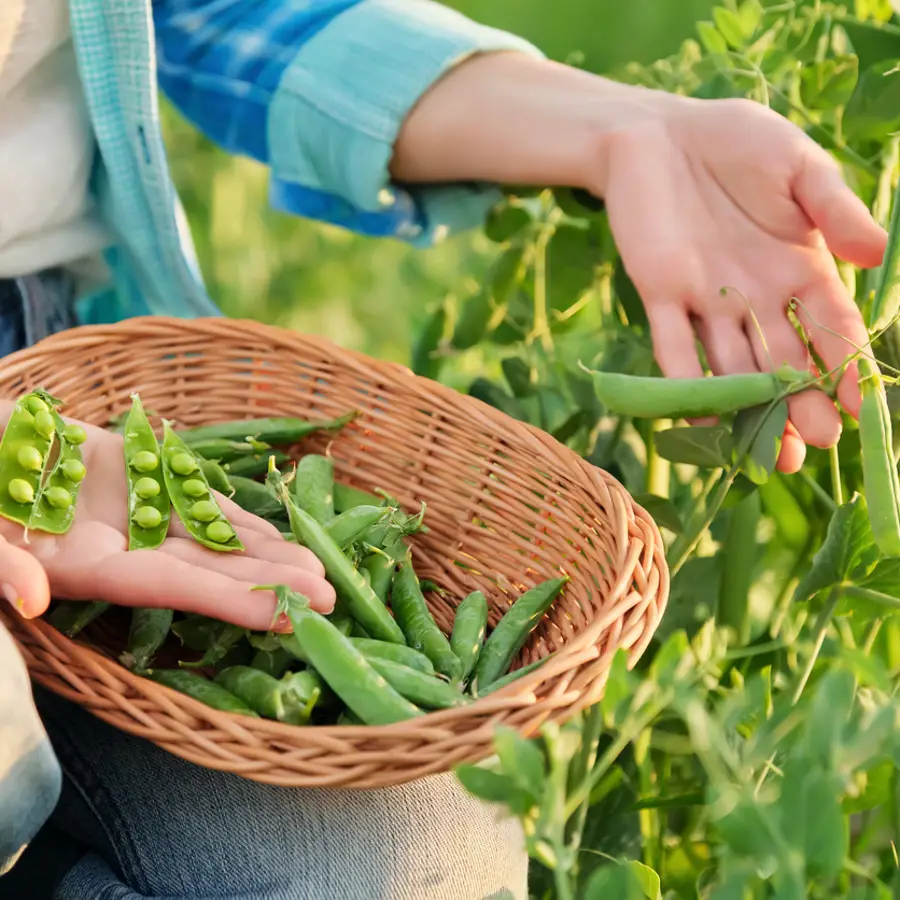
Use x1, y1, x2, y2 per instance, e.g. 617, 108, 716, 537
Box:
0, 536, 51, 619
793, 144, 888, 269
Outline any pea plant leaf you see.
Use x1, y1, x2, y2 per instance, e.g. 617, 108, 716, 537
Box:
484, 204, 532, 244
545, 224, 600, 313
854, 558, 900, 594
777, 757, 848, 880
793, 494, 879, 604
732, 400, 788, 485
501, 356, 535, 398
493, 725, 546, 799
582, 860, 657, 900
653, 425, 734, 468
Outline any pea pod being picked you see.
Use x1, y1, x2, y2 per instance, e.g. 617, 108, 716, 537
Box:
161, 422, 243, 552
123, 395, 171, 550
582, 363, 812, 420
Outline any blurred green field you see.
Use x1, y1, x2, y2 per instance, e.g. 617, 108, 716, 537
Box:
163, 0, 712, 363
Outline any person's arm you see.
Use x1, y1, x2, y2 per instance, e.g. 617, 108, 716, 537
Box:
152, 0, 543, 245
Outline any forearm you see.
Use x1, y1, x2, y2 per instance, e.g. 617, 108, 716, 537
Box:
391, 52, 676, 199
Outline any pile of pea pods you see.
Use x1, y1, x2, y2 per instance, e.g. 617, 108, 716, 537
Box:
34, 393, 566, 726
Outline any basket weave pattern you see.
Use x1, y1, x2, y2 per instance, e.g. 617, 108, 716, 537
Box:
0, 318, 668, 788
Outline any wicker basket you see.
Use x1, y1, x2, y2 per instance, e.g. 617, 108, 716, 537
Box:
0, 317, 668, 789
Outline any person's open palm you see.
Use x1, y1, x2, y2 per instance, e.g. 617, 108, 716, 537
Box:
0, 407, 336, 626
601, 96, 888, 473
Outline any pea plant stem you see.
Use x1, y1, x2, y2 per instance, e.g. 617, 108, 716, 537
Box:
791, 587, 842, 705
829, 444, 844, 506
667, 468, 740, 576
564, 695, 672, 821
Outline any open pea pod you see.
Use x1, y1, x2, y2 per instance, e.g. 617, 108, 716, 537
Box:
161, 423, 243, 553
0, 392, 57, 527
27, 408, 87, 535
123, 394, 171, 550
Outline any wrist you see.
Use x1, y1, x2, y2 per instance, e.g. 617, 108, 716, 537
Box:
390, 53, 685, 198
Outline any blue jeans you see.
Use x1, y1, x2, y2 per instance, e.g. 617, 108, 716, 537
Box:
0, 273, 528, 898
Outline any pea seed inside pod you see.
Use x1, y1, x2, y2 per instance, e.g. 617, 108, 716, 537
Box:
8, 478, 35, 504
134, 477, 161, 500
182, 479, 207, 499
44, 486, 72, 509
61, 459, 86, 483
131, 450, 159, 473
16, 445, 44, 472
33, 410, 55, 439
62, 424, 87, 446
25, 396, 49, 415
206, 520, 234, 543
189, 500, 220, 523
170, 452, 198, 476
133, 506, 163, 530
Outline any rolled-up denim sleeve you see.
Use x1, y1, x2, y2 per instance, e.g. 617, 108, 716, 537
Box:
153, 0, 543, 245
0, 620, 61, 875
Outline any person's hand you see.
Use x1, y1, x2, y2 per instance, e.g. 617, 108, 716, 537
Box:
392, 54, 888, 473
0, 406, 336, 627
598, 96, 887, 472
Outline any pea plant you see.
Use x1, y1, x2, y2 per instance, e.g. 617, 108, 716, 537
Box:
413, 1, 900, 897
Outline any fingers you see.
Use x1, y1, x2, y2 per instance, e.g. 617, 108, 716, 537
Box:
158, 537, 334, 609
0, 535, 51, 619
647, 304, 704, 380
87, 549, 331, 631
776, 422, 807, 473
793, 144, 888, 269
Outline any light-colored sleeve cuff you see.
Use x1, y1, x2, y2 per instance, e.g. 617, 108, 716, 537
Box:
267, 0, 543, 240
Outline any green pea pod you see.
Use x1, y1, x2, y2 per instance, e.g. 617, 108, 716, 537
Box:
280, 670, 326, 723
391, 560, 461, 681
173, 617, 246, 668
325, 505, 390, 550
199, 459, 235, 497
188, 437, 271, 463
26, 406, 87, 536
120, 607, 174, 671
293, 454, 335, 524
366, 657, 470, 710
279, 612, 354, 662
145, 669, 258, 717
275, 477, 406, 644
161, 422, 243, 552
215, 666, 288, 721
348, 637, 436, 675
473, 577, 567, 689
858, 356, 900, 557
224, 451, 290, 479
333, 482, 390, 512
285, 605, 422, 726
0, 393, 58, 527
583, 365, 811, 420
177, 412, 357, 446
122, 395, 171, 550
250, 646, 295, 679
48, 600, 111, 638
450, 591, 489, 680
229, 475, 285, 520
476, 654, 554, 696
359, 552, 395, 604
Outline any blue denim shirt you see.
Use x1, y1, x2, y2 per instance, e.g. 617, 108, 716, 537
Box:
70, 0, 541, 326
